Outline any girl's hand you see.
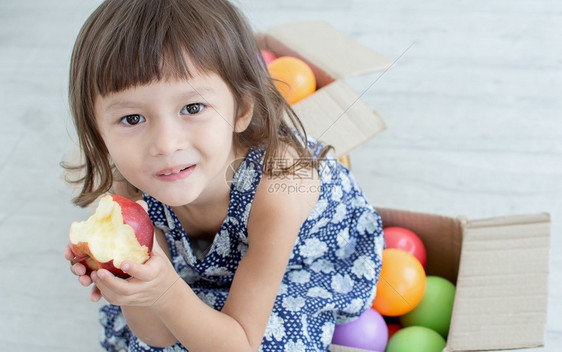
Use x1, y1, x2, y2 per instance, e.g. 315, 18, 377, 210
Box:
65, 199, 174, 305
64, 244, 102, 302
91, 237, 180, 307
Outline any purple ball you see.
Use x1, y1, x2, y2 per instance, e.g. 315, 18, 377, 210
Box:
331, 308, 388, 351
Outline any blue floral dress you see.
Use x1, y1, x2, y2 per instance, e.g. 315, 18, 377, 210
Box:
99, 145, 384, 352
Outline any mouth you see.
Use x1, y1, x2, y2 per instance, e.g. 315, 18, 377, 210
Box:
156, 164, 195, 181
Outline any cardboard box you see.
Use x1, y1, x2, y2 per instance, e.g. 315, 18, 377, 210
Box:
257, 21, 392, 158
373, 208, 549, 352
260, 21, 550, 351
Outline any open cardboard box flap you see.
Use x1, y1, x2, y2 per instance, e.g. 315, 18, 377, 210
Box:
263, 21, 394, 80
258, 21, 392, 157
446, 212, 550, 351
292, 81, 386, 159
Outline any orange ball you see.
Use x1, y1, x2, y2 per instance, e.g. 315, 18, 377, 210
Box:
267, 56, 316, 104
372, 249, 426, 316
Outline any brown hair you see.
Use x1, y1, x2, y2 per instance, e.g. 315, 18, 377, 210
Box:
64, 0, 329, 207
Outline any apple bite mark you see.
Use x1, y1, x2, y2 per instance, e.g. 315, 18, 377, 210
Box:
69, 195, 154, 278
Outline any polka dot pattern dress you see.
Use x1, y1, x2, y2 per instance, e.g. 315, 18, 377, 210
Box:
99, 146, 384, 352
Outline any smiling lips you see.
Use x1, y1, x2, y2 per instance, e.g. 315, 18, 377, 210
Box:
156, 165, 195, 181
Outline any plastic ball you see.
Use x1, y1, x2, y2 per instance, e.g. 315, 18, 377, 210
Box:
259, 49, 277, 66
384, 226, 427, 267
387, 323, 402, 340
386, 326, 446, 352
267, 56, 316, 104
331, 308, 388, 351
372, 249, 426, 316
399, 276, 456, 337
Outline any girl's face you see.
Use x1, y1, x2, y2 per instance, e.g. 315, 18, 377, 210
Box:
94, 68, 252, 207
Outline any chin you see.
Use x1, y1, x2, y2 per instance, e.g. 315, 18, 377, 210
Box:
154, 189, 203, 207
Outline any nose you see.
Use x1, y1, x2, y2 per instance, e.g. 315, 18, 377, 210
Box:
148, 116, 189, 157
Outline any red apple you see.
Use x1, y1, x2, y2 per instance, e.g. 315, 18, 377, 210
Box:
69, 194, 153, 278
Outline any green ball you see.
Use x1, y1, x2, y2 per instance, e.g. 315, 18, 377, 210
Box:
399, 276, 456, 337
386, 326, 447, 352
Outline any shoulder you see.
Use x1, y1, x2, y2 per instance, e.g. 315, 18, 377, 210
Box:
249, 145, 320, 237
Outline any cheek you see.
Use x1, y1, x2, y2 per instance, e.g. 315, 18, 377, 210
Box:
111, 156, 148, 192
96, 127, 119, 161
107, 144, 143, 176
201, 116, 236, 147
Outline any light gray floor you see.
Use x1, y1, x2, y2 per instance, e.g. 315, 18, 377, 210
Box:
1, 0, 560, 351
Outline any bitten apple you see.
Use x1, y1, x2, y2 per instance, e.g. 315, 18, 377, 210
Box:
69, 194, 154, 278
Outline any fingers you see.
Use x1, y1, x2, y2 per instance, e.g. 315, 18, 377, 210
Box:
71, 262, 87, 276
66, 244, 93, 287
64, 245, 74, 260
93, 269, 137, 295
120, 251, 165, 281
90, 285, 102, 302
92, 269, 139, 305
92, 254, 180, 306
120, 260, 152, 282
79, 273, 93, 287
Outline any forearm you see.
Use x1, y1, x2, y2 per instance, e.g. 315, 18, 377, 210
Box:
152, 279, 255, 352
121, 305, 178, 348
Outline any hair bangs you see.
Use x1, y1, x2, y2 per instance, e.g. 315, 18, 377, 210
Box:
89, 0, 249, 99
93, 12, 200, 96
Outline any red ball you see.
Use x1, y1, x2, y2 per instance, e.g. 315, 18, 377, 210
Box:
260, 49, 277, 66
387, 323, 402, 340
384, 227, 427, 267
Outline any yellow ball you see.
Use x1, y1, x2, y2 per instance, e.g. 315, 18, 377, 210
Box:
372, 249, 427, 316
267, 56, 316, 105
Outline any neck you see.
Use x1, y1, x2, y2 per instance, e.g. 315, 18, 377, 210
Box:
171, 144, 249, 238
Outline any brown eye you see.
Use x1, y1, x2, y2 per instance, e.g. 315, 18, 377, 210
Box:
181, 103, 204, 115
122, 114, 145, 125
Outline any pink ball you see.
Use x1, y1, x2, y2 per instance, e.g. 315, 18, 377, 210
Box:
331, 308, 388, 351
384, 226, 427, 267
260, 49, 277, 66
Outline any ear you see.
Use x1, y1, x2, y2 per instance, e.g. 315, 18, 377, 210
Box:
234, 96, 254, 133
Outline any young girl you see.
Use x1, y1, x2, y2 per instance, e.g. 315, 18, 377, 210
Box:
64, 0, 384, 351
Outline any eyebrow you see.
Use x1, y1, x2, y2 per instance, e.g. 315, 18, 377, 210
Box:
103, 86, 215, 112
